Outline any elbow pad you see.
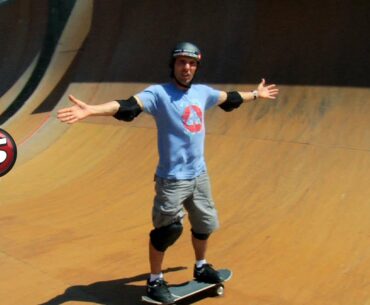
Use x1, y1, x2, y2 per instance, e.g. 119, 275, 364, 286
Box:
113, 96, 142, 121
218, 91, 243, 112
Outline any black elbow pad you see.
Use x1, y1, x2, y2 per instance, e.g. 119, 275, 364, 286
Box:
218, 91, 243, 112
114, 96, 142, 121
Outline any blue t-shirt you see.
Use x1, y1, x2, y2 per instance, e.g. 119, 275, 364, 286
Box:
137, 82, 221, 179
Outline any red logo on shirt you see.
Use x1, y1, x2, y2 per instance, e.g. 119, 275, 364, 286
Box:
182, 105, 203, 133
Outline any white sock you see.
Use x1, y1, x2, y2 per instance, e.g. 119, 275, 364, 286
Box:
149, 273, 163, 282
196, 259, 207, 268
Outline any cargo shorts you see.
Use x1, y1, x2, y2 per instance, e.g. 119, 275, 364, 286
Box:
152, 171, 219, 234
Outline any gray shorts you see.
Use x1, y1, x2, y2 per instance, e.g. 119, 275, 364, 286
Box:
152, 172, 219, 234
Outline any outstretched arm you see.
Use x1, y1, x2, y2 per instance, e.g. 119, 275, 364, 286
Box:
57, 95, 143, 124
57, 95, 119, 124
218, 78, 279, 105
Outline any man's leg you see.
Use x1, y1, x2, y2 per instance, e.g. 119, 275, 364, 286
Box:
146, 245, 173, 304
149, 222, 183, 275
149, 176, 190, 276
192, 234, 208, 261
146, 176, 190, 302
149, 241, 165, 275
186, 173, 222, 283
185, 172, 218, 264
146, 223, 182, 303
191, 231, 221, 283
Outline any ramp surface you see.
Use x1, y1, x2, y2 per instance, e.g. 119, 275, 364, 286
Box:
0, 2, 370, 305
0, 0, 47, 112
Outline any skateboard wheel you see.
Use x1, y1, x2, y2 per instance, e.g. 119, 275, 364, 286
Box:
215, 284, 224, 296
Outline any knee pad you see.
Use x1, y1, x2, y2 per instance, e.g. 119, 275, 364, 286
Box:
150, 222, 183, 252
191, 229, 211, 240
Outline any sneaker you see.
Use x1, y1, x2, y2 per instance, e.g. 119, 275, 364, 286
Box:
193, 263, 222, 283
146, 278, 175, 304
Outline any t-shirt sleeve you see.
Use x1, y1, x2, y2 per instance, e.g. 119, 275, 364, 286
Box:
137, 85, 158, 115
204, 86, 221, 110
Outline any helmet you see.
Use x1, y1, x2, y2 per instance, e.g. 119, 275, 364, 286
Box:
169, 42, 201, 88
171, 42, 202, 62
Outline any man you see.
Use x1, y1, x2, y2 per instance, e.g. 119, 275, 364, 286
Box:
57, 42, 279, 303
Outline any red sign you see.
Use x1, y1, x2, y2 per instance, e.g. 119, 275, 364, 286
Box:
0, 128, 17, 177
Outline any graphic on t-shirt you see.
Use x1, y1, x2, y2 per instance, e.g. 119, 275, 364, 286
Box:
182, 105, 203, 133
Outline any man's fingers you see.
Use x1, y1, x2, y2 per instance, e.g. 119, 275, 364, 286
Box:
258, 78, 266, 87
256, 79, 279, 100
57, 108, 79, 123
59, 115, 78, 124
56, 95, 85, 124
57, 111, 74, 119
68, 94, 77, 103
58, 116, 72, 123
66, 119, 77, 124
57, 107, 72, 115
68, 95, 84, 107
58, 113, 74, 122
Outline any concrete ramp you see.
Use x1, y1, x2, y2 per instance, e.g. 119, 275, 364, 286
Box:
0, 1, 370, 305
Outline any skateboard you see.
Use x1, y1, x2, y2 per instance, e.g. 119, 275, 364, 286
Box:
142, 269, 232, 304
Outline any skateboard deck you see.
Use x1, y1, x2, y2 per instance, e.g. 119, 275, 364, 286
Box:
142, 269, 232, 304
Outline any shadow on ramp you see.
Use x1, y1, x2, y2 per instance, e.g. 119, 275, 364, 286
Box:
39, 267, 187, 305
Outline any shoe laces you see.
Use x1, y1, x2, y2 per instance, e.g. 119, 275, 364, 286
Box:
148, 278, 168, 288
198, 263, 213, 272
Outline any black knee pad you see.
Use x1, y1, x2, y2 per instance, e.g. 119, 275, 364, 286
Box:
191, 229, 211, 240
150, 222, 183, 252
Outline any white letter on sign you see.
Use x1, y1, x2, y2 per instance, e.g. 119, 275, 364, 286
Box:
0, 137, 7, 163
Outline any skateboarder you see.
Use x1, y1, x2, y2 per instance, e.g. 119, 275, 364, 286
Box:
57, 42, 279, 304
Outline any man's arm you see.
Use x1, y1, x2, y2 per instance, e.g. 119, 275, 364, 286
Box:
217, 78, 279, 107
57, 95, 143, 124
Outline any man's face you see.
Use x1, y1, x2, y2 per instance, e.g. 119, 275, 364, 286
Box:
173, 56, 198, 87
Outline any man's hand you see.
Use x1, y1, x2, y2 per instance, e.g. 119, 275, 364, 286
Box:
257, 78, 279, 99
57, 95, 91, 124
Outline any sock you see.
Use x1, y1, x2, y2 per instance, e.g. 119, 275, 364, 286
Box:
149, 273, 163, 283
196, 259, 207, 268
